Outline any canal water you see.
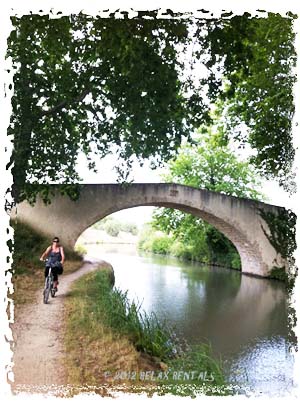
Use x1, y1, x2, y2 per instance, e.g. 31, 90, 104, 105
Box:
84, 243, 295, 396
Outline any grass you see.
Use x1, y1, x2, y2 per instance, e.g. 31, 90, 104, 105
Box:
80, 270, 179, 361
63, 269, 230, 396
156, 344, 230, 396
9, 220, 83, 314
64, 269, 161, 395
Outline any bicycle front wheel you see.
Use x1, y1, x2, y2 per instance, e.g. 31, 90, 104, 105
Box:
43, 277, 51, 304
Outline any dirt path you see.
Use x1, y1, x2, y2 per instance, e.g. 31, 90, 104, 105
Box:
11, 260, 111, 393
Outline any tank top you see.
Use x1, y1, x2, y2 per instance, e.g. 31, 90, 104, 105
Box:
48, 246, 62, 264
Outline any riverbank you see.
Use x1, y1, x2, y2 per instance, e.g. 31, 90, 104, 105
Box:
63, 267, 229, 397
138, 225, 241, 271
63, 268, 163, 395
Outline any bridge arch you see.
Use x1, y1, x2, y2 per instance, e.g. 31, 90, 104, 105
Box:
77, 201, 258, 275
13, 183, 286, 277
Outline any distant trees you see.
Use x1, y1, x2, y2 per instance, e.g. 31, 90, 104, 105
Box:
93, 216, 138, 237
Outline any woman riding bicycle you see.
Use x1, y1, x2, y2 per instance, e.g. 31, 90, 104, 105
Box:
40, 236, 65, 291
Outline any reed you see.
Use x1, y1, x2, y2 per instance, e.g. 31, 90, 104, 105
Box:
84, 269, 178, 360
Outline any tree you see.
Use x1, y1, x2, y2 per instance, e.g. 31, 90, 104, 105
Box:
6, 11, 296, 205
161, 127, 264, 199
6, 13, 208, 204
200, 13, 297, 191
151, 129, 265, 266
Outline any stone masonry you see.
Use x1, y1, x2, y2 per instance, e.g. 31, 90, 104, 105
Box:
11, 183, 287, 277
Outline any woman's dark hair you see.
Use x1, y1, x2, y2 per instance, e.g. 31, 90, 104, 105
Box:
53, 236, 60, 242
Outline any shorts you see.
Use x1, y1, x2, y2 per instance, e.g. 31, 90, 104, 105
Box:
44, 263, 63, 281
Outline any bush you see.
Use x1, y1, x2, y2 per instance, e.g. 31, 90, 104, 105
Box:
121, 222, 138, 236
10, 220, 83, 275
231, 253, 241, 270
105, 220, 120, 237
138, 224, 154, 249
151, 235, 172, 255
170, 241, 198, 261
74, 243, 87, 256
269, 266, 289, 283
169, 240, 186, 258
139, 226, 173, 255
93, 217, 138, 236
138, 222, 241, 270
10, 220, 51, 274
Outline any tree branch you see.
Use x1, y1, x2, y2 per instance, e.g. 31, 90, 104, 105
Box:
40, 89, 90, 116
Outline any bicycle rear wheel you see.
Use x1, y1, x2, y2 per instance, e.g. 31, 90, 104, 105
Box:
43, 277, 51, 304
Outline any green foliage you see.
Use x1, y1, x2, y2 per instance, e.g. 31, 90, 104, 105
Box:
157, 344, 229, 396
9, 220, 82, 275
205, 225, 241, 269
74, 243, 87, 256
9, 220, 50, 274
150, 236, 173, 255
138, 226, 172, 255
269, 265, 296, 292
121, 222, 138, 236
139, 224, 241, 270
150, 130, 263, 268
7, 13, 207, 204
6, 12, 296, 204
259, 208, 296, 260
269, 266, 289, 283
77, 269, 181, 361
104, 220, 120, 237
161, 128, 264, 200
138, 224, 193, 262
170, 240, 202, 262
150, 211, 211, 263
259, 208, 297, 289
231, 253, 242, 270
93, 216, 138, 237
137, 223, 154, 251
202, 14, 297, 190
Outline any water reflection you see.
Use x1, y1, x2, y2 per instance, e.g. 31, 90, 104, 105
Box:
84, 243, 294, 394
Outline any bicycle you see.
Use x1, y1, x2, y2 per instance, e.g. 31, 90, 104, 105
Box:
43, 260, 58, 304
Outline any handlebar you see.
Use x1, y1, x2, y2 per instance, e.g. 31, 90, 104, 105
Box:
42, 259, 62, 268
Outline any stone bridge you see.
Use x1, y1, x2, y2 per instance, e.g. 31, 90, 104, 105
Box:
12, 183, 286, 277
